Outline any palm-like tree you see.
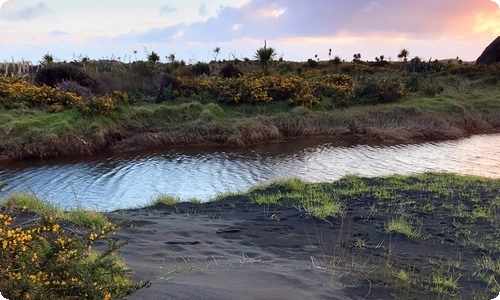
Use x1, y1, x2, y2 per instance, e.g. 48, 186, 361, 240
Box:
254, 40, 277, 74
397, 48, 409, 62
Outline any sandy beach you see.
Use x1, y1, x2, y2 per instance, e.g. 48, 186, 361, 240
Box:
97, 181, 499, 300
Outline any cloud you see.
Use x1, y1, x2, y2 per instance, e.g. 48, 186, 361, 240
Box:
0, 0, 13, 10
0, 2, 51, 20
129, 0, 499, 46
160, 4, 176, 16
199, 3, 208, 16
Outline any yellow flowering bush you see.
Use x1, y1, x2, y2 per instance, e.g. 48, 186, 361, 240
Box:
77, 95, 116, 116
174, 72, 354, 108
0, 77, 82, 111
0, 207, 147, 299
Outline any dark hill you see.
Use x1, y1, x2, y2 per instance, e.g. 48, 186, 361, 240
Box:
476, 36, 500, 65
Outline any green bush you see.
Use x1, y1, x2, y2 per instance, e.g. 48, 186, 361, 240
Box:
355, 77, 405, 104
34, 64, 97, 90
220, 64, 242, 78
190, 62, 210, 76
0, 205, 148, 300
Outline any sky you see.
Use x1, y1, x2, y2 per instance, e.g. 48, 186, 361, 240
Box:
0, 0, 499, 64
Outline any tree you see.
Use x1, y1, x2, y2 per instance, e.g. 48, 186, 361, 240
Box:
212, 47, 221, 61
148, 51, 160, 63
40, 53, 54, 66
167, 53, 176, 63
398, 48, 410, 76
397, 48, 409, 62
352, 53, 361, 62
254, 40, 277, 74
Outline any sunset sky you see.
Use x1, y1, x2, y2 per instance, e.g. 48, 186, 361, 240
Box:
0, 0, 499, 64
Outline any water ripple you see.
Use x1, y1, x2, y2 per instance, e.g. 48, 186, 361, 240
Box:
1, 134, 500, 210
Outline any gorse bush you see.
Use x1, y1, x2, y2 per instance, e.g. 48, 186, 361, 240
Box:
175, 72, 355, 108
0, 205, 148, 300
0, 76, 82, 111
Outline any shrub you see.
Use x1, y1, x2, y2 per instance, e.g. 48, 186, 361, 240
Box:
77, 95, 115, 116
313, 74, 355, 106
306, 59, 318, 68
34, 64, 97, 90
355, 77, 405, 104
56, 80, 92, 97
0, 205, 148, 299
190, 62, 210, 76
156, 73, 180, 103
220, 64, 242, 78
408, 57, 443, 73
0, 76, 82, 111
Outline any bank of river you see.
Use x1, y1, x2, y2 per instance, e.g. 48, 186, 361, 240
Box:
1, 133, 499, 210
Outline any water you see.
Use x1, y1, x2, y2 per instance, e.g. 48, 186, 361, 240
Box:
1, 134, 499, 211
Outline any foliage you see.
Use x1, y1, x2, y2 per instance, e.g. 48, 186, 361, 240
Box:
76, 95, 116, 116
220, 64, 242, 78
307, 59, 318, 68
190, 62, 211, 76
147, 51, 160, 64
56, 80, 92, 97
0, 76, 82, 111
398, 49, 410, 62
156, 73, 180, 103
0, 205, 148, 300
408, 57, 444, 73
354, 77, 405, 104
34, 64, 96, 89
254, 44, 277, 74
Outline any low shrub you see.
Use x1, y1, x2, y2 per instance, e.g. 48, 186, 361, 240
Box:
0, 205, 148, 299
76, 95, 115, 116
220, 64, 242, 78
355, 77, 405, 104
34, 64, 97, 90
190, 62, 210, 76
0, 76, 82, 111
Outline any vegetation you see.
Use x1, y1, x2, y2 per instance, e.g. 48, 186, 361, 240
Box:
0, 48, 499, 161
0, 195, 149, 299
221, 172, 500, 299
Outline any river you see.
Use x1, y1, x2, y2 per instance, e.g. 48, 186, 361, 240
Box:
1, 133, 499, 211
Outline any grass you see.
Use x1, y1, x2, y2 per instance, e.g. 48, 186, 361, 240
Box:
386, 217, 421, 239
1, 61, 500, 161
212, 172, 500, 299
1, 193, 108, 228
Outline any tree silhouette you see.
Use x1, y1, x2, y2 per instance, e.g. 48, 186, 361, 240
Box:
397, 49, 409, 62
213, 47, 221, 61
148, 51, 160, 63
254, 40, 277, 74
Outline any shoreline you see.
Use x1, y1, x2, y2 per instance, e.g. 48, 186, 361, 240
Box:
4, 173, 500, 299
2, 106, 500, 163
99, 174, 499, 299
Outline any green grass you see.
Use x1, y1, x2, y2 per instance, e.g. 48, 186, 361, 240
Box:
386, 217, 421, 239
1, 193, 109, 228
2, 61, 500, 161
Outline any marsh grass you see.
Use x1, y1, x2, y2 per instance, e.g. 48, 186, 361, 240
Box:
2, 61, 500, 161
